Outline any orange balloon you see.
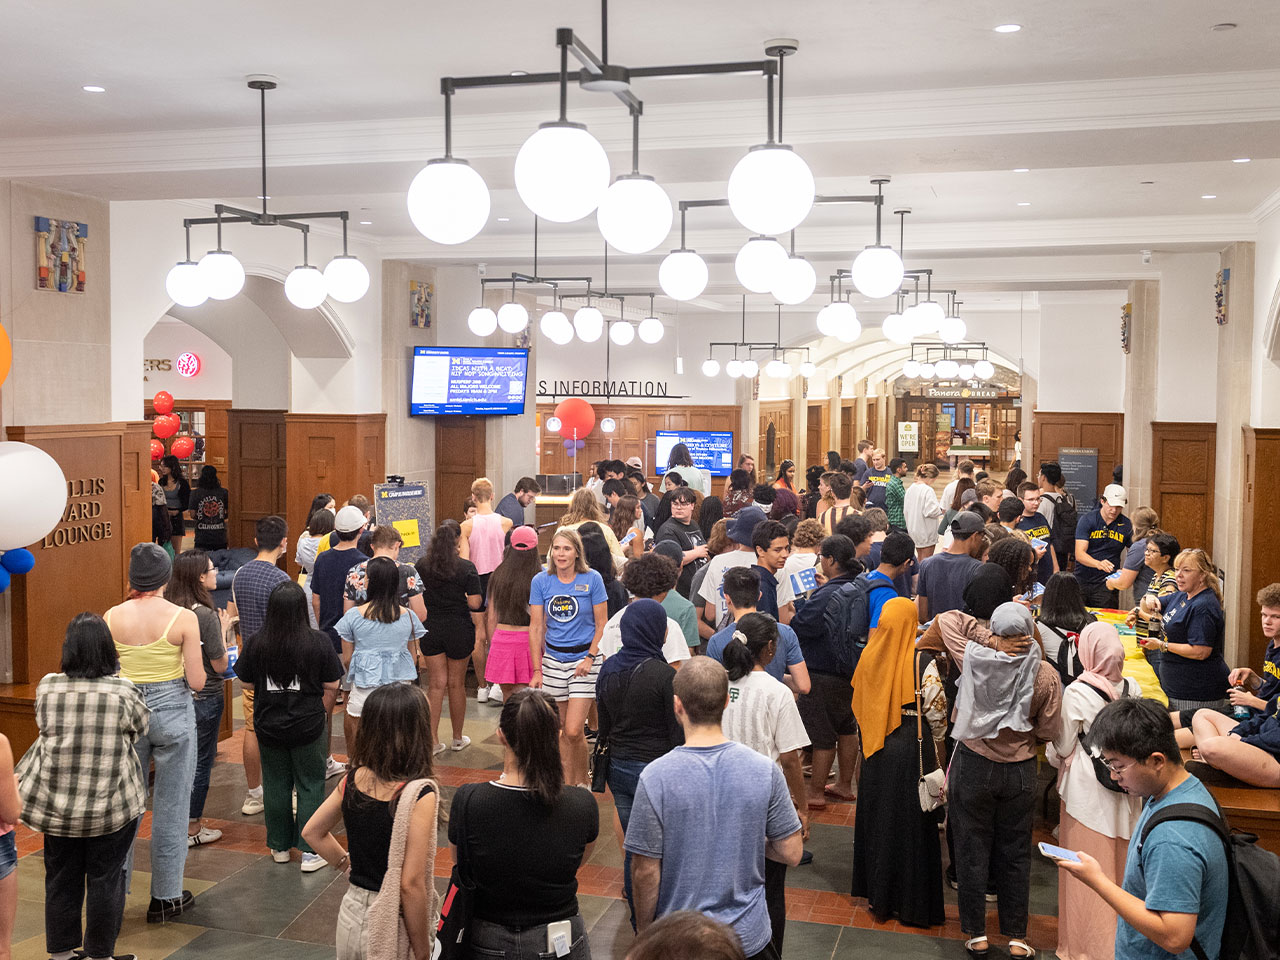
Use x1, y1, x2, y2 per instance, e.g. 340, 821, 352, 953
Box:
153, 391, 174, 415
553, 398, 596, 438
0, 323, 11, 388
154, 415, 179, 439
171, 436, 195, 459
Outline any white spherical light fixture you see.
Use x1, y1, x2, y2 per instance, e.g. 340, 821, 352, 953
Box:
406, 158, 490, 244
816, 302, 841, 337
958, 363, 975, 380
882, 311, 912, 345
850, 245, 904, 299
734, 237, 788, 293
658, 250, 709, 301
597, 175, 673, 254
725, 359, 744, 378
901, 304, 926, 338
701, 358, 721, 377
467, 306, 498, 337
197, 250, 245, 300
741, 358, 759, 377
514, 121, 610, 222
915, 300, 945, 335
936, 358, 960, 379
727, 145, 815, 235
609, 321, 635, 346
903, 359, 922, 378
836, 312, 862, 342
284, 265, 327, 309
939, 313, 967, 344
799, 361, 817, 378
540, 310, 571, 342
919, 362, 936, 379
546, 415, 562, 433
573, 306, 604, 342
166, 261, 207, 307
638, 316, 664, 344
323, 256, 370, 303
771, 256, 817, 305
974, 359, 996, 380
764, 358, 785, 378
497, 301, 529, 333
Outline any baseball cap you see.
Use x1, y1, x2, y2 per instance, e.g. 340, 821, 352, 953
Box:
951, 511, 985, 537
652, 540, 685, 565
509, 525, 539, 551
625, 456, 644, 471
334, 505, 368, 533
727, 506, 767, 545
1101, 483, 1128, 508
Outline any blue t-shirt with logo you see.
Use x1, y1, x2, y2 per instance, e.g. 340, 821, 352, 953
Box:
1074, 509, 1133, 586
1016, 512, 1055, 584
529, 569, 607, 662
863, 469, 892, 509
708, 620, 804, 683
1258, 642, 1280, 703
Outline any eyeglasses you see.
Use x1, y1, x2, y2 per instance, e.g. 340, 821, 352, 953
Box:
204, 567, 216, 575
1100, 756, 1141, 774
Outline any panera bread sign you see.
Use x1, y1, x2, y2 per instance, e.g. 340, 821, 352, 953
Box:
924, 386, 1000, 399
41, 476, 113, 548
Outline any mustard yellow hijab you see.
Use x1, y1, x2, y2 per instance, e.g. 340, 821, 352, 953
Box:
851, 597, 921, 759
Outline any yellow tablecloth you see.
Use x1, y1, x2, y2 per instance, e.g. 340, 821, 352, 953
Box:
1091, 607, 1168, 706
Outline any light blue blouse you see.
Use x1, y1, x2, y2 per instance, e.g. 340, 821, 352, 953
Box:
335, 608, 424, 688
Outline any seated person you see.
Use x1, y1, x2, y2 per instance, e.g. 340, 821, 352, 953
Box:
1188, 704, 1280, 788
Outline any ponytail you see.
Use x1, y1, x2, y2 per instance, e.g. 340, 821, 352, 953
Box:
499, 688, 564, 805
721, 612, 778, 682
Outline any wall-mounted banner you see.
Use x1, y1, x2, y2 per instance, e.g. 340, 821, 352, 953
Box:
536, 379, 686, 399
923, 386, 1001, 399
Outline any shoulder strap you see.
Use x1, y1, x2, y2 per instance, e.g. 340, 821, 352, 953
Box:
161, 607, 184, 638
1074, 679, 1113, 705
1139, 802, 1231, 851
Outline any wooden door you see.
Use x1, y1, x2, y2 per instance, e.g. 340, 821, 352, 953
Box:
995, 404, 1021, 471
758, 402, 792, 479
1241, 428, 1280, 671
436, 419, 486, 526
806, 403, 829, 465
1031, 411, 1124, 500
865, 399, 879, 448
840, 402, 855, 458
1150, 422, 1216, 550
227, 409, 287, 551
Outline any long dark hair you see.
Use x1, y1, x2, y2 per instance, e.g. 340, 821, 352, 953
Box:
417, 523, 460, 582
160, 455, 188, 495
62, 612, 119, 679
1004, 468, 1028, 495
487, 544, 541, 625
577, 522, 615, 585
652, 490, 674, 530
698, 495, 724, 540
197, 465, 221, 490
667, 442, 694, 470
168, 549, 214, 610
349, 684, 435, 786
951, 477, 976, 511
253, 581, 316, 687
1038, 572, 1093, 633
308, 493, 336, 521
987, 537, 1036, 594
363, 555, 401, 624
499, 688, 564, 805
722, 612, 778, 682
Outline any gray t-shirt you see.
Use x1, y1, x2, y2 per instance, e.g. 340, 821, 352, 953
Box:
917, 551, 983, 618
623, 741, 801, 956
193, 603, 227, 697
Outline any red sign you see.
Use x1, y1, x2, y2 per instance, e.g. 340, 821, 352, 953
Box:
175, 352, 201, 378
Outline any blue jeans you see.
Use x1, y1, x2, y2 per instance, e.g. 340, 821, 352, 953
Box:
189, 688, 225, 820
606, 756, 649, 925
128, 678, 196, 900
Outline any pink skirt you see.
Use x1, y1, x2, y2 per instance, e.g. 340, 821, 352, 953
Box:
1057, 809, 1127, 960
486, 628, 533, 685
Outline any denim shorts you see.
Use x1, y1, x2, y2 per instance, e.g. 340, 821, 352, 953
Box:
0, 831, 16, 881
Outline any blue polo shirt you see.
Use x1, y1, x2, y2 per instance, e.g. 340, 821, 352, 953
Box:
708, 619, 804, 683
1074, 509, 1132, 586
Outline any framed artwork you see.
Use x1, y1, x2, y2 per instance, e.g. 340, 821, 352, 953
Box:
410, 280, 433, 328
35, 217, 88, 293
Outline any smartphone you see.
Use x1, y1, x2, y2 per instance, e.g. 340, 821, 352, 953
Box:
1038, 842, 1081, 863
1030, 537, 1048, 552
547, 919, 573, 956
619, 530, 637, 546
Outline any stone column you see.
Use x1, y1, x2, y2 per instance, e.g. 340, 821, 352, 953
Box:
1122, 280, 1159, 507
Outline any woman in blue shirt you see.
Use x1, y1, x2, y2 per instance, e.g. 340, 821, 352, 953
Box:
336, 556, 425, 752
1138, 548, 1229, 718
529, 528, 607, 786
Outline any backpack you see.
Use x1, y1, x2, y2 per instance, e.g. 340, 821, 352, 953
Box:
1050, 626, 1084, 687
1139, 801, 1280, 960
1045, 491, 1079, 559
1072, 680, 1131, 793
822, 573, 900, 675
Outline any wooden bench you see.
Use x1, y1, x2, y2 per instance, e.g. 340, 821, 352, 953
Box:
1208, 783, 1280, 856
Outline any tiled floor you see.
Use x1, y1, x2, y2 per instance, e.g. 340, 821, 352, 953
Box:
12, 681, 1064, 960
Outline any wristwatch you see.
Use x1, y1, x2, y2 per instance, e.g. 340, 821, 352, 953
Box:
1161, 640, 1169, 653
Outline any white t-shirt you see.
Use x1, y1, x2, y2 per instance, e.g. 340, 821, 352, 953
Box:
722, 670, 811, 762
598, 608, 691, 665
697, 550, 755, 625
940, 479, 960, 515
904, 482, 945, 548
775, 552, 821, 609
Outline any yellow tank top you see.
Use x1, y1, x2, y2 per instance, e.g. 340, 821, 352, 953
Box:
108, 607, 185, 683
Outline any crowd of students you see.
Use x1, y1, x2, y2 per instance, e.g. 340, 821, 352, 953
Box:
6, 451, 1280, 960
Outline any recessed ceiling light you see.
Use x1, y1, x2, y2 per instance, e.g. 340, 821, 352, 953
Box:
497, 217, 511, 222
358, 220, 373, 225
1233, 157, 1251, 163
993, 23, 1022, 33
1211, 22, 1237, 31
1201, 194, 1217, 200
1012, 167, 1029, 173
1016, 201, 1031, 206
510, 70, 529, 77
82, 84, 106, 93
256, 195, 271, 200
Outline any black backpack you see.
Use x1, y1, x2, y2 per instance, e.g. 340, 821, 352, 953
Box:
1051, 627, 1084, 687
1045, 491, 1079, 559
1073, 680, 1129, 793
1139, 802, 1280, 960
822, 573, 899, 675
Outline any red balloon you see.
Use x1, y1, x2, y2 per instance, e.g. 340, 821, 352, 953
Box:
149, 439, 165, 460
553, 398, 595, 439
154, 414, 179, 439
153, 391, 174, 415
171, 436, 195, 459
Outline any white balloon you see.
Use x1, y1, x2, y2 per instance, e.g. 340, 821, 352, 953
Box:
0, 441, 68, 549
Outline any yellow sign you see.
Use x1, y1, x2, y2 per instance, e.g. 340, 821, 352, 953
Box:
392, 519, 421, 548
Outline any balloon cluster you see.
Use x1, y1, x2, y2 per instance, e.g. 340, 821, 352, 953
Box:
549, 399, 595, 458
150, 391, 195, 461
0, 441, 69, 593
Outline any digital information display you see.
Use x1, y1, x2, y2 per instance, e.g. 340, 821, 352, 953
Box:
410, 346, 529, 416
655, 430, 735, 477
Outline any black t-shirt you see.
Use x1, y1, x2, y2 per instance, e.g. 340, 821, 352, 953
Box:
342, 776, 434, 892
234, 627, 345, 748
450, 781, 599, 926
311, 548, 370, 645
417, 558, 483, 634
654, 519, 707, 598
1015, 512, 1054, 585
597, 658, 684, 763
191, 487, 229, 551
751, 564, 780, 618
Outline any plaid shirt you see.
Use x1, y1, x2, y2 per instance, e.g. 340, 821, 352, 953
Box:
16, 674, 149, 837
232, 559, 290, 642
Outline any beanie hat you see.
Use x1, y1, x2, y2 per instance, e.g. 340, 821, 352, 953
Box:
130, 542, 172, 592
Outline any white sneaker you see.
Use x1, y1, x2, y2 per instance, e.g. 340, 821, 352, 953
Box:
187, 826, 222, 847
241, 792, 265, 816
488, 683, 504, 704
271, 849, 291, 863
476, 685, 489, 703
451, 735, 472, 752
325, 756, 346, 779
433, 742, 446, 757
300, 853, 326, 873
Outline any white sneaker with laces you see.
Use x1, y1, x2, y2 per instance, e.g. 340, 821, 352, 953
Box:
271, 849, 291, 863
325, 756, 346, 779
451, 735, 472, 752
241, 792, 264, 816
476, 685, 489, 703
300, 853, 326, 873
187, 826, 222, 848
488, 683, 504, 704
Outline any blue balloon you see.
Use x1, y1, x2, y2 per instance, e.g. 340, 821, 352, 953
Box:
566, 446, 577, 458
575, 439, 586, 449
0, 548, 35, 575
0, 567, 9, 594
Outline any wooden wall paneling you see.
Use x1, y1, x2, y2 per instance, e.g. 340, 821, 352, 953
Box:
865, 399, 879, 448
226, 409, 287, 552
840, 402, 855, 459
1150, 422, 1216, 550
1242, 429, 1280, 671
806, 403, 829, 464
1031, 411, 1125, 499
757, 401, 792, 479
434, 418, 485, 526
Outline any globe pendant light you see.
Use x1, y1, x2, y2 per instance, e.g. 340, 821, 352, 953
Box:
901, 303, 926, 339
701, 358, 721, 377
727, 144, 815, 235
497, 301, 529, 333
903, 359, 922, 378
957, 363, 975, 380
725, 358, 744, 378
609, 321, 635, 345
597, 175, 673, 254
835, 305, 862, 343
515, 121, 611, 223
323, 255, 371, 303
735, 237, 788, 293
741, 358, 759, 377
936, 358, 960, 379
939, 312, 967, 344
166, 261, 207, 307
573, 305, 604, 342
659, 249, 709, 301
198, 250, 245, 300
850, 245, 904, 299
284, 265, 327, 309
467, 306, 498, 336
771, 255, 816, 305
765, 358, 786, 379
799, 360, 816, 378
919, 362, 936, 379
637, 315, 664, 343
540, 309, 573, 345
815, 302, 841, 337
915, 300, 945, 335
883, 309, 912, 345
974, 359, 995, 381
407, 158, 491, 244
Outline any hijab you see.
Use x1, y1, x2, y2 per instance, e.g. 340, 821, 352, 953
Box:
963, 565, 1015, 619
1077, 621, 1125, 697
599, 598, 667, 677
851, 598, 920, 759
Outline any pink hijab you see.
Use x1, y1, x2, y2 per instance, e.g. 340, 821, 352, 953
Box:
1078, 621, 1126, 698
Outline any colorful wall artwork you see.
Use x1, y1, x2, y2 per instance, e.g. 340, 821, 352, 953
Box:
34, 217, 88, 293
410, 279, 433, 328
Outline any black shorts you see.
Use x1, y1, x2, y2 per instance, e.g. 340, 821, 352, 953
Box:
797, 671, 857, 750
168, 510, 186, 535
476, 572, 490, 612
420, 621, 476, 661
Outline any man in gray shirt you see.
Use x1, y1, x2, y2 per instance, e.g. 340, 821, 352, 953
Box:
915, 512, 985, 622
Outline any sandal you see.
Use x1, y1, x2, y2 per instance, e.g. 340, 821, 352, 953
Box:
1008, 939, 1035, 959
824, 785, 857, 802
965, 937, 989, 958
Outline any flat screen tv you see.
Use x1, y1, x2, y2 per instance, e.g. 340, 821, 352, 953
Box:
410, 346, 529, 416
655, 430, 735, 477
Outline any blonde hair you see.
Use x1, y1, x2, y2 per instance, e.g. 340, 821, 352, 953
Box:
561, 488, 605, 526
706, 518, 731, 557
1175, 548, 1223, 606
547, 529, 591, 574
470, 477, 494, 502
871, 448, 886, 461
915, 463, 939, 480
1131, 506, 1160, 540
